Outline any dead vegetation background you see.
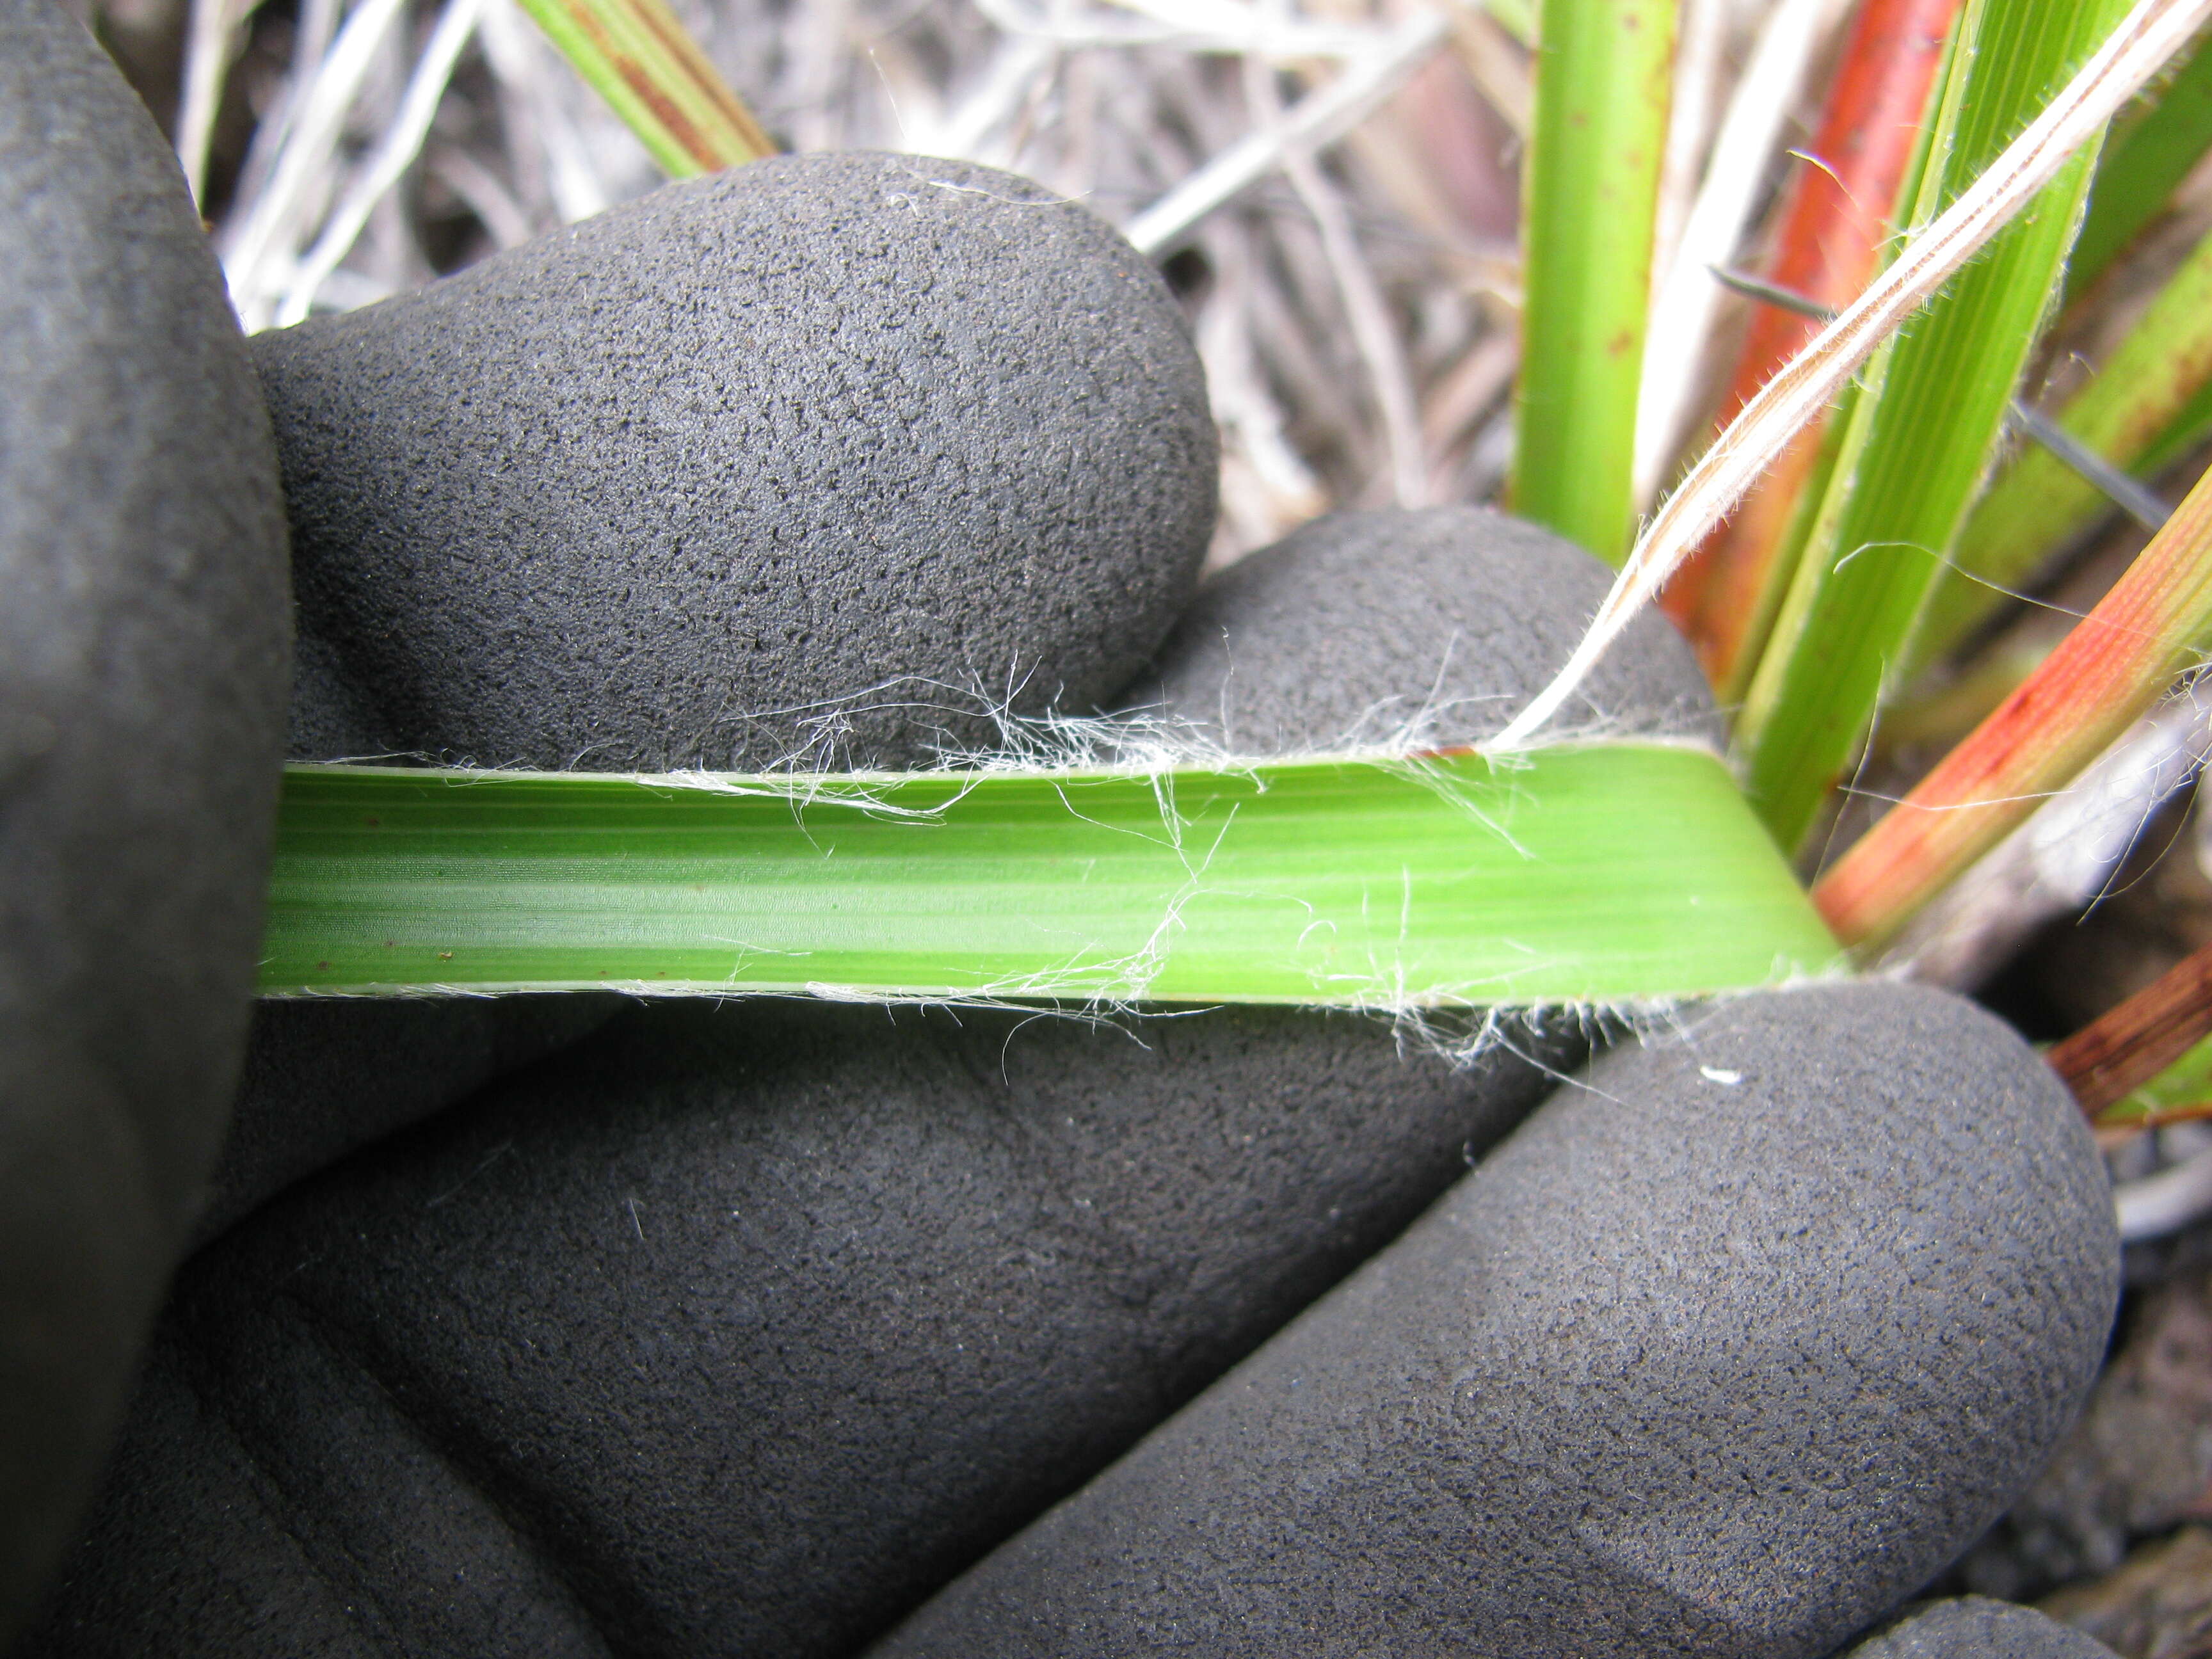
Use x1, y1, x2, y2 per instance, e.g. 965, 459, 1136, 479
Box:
75, 0, 1812, 565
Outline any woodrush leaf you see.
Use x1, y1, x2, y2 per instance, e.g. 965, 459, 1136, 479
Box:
262, 744, 1841, 1007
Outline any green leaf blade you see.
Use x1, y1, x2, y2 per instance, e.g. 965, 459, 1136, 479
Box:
1916, 219, 2212, 668
262, 746, 1843, 1009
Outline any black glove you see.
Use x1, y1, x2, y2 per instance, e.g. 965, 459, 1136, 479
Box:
877, 982, 2117, 1658
1834, 1598, 2117, 1657
0, 4, 288, 1632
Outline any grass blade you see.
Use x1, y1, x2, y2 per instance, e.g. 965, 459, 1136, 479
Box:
1511, 0, 1678, 565
1813, 457, 2212, 947
260, 745, 1840, 1007
511, 0, 774, 176
1912, 220, 2212, 668
1658, 0, 1964, 687
1733, 0, 2136, 856
2069, 22, 2212, 296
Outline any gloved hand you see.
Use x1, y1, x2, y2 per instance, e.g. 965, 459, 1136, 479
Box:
1833, 1599, 2119, 1658
1, 17, 2117, 1659
5, 73, 1715, 1645
0, 4, 288, 1631
876, 980, 2117, 1659
20, 492, 1717, 1658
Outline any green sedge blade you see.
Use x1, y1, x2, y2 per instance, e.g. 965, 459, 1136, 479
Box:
262, 744, 1841, 1007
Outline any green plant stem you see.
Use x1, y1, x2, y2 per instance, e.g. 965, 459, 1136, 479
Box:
1511, 0, 1677, 566
260, 744, 1840, 1006
1735, 0, 2131, 857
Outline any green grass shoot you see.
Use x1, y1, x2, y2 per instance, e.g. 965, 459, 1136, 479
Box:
2067, 21, 2212, 297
